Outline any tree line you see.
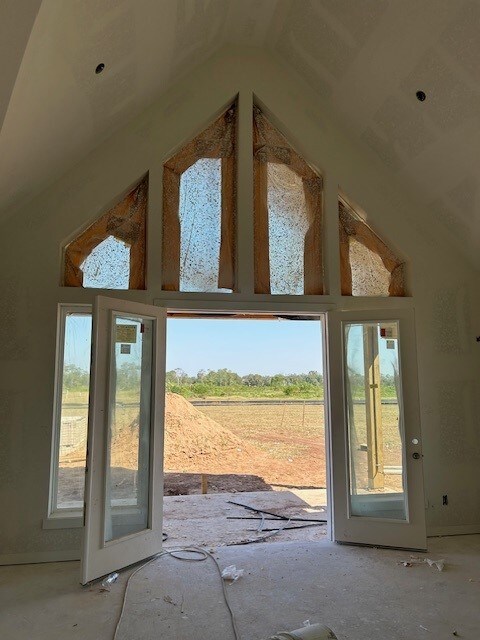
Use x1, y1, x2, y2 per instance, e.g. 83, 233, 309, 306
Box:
63, 363, 397, 400
166, 368, 325, 399
167, 368, 324, 387
63, 362, 143, 393
166, 368, 397, 399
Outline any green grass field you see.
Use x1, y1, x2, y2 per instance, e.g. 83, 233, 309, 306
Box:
165, 383, 398, 400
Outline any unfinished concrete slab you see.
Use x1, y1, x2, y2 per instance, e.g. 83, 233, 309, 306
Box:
1, 535, 478, 640
162, 489, 328, 547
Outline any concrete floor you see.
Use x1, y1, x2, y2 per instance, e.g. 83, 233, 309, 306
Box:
163, 489, 328, 547
1, 535, 479, 640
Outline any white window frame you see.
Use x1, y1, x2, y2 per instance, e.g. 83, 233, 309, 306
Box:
44, 304, 92, 528
45, 299, 333, 530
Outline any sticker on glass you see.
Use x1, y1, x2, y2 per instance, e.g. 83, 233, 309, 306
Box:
116, 324, 137, 343
380, 325, 398, 339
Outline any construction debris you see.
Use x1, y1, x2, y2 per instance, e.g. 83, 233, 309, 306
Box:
227, 500, 327, 523
100, 572, 119, 591
221, 565, 244, 582
227, 522, 291, 546
425, 558, 445, 572
270, 622, 338, 639
226, 499, 326, 545
400, 557, 445, 571
246, 523, 322, 532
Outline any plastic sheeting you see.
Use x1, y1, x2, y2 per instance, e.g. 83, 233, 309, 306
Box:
267, 163, 311, 295
178, 158, 223, 292
339, 199, 405, 297
63, 176, 148, 289
349, 237, 391, 296
253, 105, 324, 295
162, 102, 237, 292
81, 236, 130, 290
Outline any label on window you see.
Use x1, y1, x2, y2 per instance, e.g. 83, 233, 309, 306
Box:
120, 344, 131, 354
380, 325, 398, 339
386, 340, 395, 349
116, 325, 137, 343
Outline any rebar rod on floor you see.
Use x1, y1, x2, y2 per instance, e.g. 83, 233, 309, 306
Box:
227, 500, 327, 523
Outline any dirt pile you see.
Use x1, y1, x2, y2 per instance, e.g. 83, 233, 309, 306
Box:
61, 394, 325, 492
62, 393, 261, 472
163, 393, 259, 470
110, 393, 260, 471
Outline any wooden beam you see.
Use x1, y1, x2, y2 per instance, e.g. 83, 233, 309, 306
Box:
363, 326, 385, 490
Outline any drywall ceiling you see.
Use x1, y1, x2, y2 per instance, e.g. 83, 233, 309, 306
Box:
1, 0, 480, 264
0, 0, 42, 132
0, 0, 279, 219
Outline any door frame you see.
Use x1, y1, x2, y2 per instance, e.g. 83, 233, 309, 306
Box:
163, 304, 333, 540
60, 297, 425, 580
81, 296, 167, 584
326, 307, 427, 550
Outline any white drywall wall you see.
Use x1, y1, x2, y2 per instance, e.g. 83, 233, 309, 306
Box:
0, 48, 479, 561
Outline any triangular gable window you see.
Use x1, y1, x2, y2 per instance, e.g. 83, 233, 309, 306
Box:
253, 105, 324, 295
339, 198, 405, 296
162, 101, 237, 292
63, 176, 147, 290
82, 236, 131, 289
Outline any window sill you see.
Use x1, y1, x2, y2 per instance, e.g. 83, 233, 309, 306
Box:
43, 511, 83, 529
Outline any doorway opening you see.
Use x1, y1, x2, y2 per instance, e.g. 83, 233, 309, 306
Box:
162, 312, 328, 547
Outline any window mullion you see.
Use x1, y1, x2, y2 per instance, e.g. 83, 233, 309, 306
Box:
236, 91, 255, 295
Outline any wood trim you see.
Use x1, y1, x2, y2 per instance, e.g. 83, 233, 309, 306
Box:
161, 167, 181, 291
339, 200, 405, 297
339, 220, 352, 295
218, 155, 236, 290
253, 159, 270, 293
253, 105, 324, 295
64, 176, 148, 290
162, 101, 237, 292
303, 177, 324, 295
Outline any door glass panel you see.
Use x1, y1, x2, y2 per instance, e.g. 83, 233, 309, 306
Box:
57, 312, 92, 510
105, 314, 154, 543
343, 321, 406, 520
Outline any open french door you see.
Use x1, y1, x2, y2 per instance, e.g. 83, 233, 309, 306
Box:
81, 296, 167, 584
327, 308, 426, 550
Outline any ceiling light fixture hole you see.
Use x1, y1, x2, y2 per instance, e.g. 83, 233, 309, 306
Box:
95, 63, 105, 75
416, 90, 426, 102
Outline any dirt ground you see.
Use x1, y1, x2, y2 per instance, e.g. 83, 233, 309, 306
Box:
195, 400, 402, 493
57, 393, 402, 507
194, 402, 326, 488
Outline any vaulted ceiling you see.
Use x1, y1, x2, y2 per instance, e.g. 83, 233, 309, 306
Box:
1, 0, 479, 264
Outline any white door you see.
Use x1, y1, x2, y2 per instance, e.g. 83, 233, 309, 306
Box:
81, 296, 167, 584
327, 308, 426, 550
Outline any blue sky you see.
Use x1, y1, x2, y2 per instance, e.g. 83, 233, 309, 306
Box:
65, 315, 398, 378
165, 318, 324, 376
64, 315, 324, 375
65, 314, 92, 371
